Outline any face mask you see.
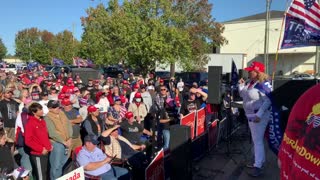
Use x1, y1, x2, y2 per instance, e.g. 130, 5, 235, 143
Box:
136, 98, 141, 102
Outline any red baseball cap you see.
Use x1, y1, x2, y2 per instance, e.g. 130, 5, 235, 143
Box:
125, 112, 134, 119
159, 79, 164, 83
67, 78, 73, 84
133, 84, 140, 89
123, 80, 129, 84
61, 98, 72, 106
244, 61, 265, 73
73, 87, 79, 92
134, 92, 142, 98
87, 105, 98, 113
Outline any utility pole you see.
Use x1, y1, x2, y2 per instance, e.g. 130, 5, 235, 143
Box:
27, 29, 32, 63
264, 0, 271, 75
72, 23, 75, 57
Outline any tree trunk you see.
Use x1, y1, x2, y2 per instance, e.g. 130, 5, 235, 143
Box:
170, 63, 175, 78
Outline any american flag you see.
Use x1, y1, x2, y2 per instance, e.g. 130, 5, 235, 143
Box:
287, 0, 320, 29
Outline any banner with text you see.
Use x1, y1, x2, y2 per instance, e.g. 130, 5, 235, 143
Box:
196, 108, 206, 137
56, 166, 85, 180
145, 149, 165, 180
181, 111, 196, 140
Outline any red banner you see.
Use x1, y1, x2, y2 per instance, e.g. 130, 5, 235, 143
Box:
181, 111, 196, 140
145, 149, 165, 180
196, 108, 206, 137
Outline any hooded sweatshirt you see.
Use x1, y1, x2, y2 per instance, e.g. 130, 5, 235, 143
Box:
25, 116, 52, 155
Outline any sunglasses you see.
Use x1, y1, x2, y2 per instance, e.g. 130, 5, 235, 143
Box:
160, 89, 166, 91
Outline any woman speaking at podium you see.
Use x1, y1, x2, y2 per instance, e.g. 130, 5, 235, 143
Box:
238, 61, 272, 177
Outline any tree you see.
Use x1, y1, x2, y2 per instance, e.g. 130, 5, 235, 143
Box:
80, 0, 226, 73
15, 28, 49, 64
80, 1, 191, 74
171, 0, 227, 71
52, 30, 79, 64
15, 28, 79, 64
0, 37, 7, 60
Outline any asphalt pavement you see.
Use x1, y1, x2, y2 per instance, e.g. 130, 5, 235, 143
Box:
192, 123, 280, 180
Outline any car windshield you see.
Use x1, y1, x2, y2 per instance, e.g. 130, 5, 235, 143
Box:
45, 66, 53, 71
155, 71, 170, 79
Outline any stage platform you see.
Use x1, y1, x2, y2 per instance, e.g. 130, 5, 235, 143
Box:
192, 123, 280, 180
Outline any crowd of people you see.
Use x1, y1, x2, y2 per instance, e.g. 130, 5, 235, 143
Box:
0, 66, 209, 180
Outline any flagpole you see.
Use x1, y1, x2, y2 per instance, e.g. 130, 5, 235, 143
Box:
316, 0, 320, 75
264, 0, 271, 75
272, 12, 287, 80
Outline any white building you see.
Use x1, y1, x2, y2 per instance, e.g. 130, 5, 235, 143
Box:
220, 11, 316, 76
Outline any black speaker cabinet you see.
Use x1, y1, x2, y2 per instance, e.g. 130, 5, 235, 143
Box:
208, 66, 223, 104
169, 125, 192, 180
272, 79, 317, 131
225, 73, 231, 84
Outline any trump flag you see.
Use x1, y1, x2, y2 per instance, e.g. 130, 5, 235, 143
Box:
281, 0, 320, 49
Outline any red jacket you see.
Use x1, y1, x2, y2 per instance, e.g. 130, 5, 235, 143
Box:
24, 116, 52, 155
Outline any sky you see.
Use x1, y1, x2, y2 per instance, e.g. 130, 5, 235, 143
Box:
0, 0, 289, 55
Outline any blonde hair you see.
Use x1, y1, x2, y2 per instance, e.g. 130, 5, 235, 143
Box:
6, 82, 16, 89
257, 71, 269, 83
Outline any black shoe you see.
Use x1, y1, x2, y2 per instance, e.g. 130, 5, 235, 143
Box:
248, 167, 263, 177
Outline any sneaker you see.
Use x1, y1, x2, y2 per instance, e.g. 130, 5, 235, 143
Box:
245, 163, 255, 168
245, 163, 264, 169
248, 167, 263, 177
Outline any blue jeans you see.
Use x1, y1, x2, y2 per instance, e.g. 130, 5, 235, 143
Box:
18, 147, 33, 180
163, 130, 170, 150
49, 142, 68, 180
101, 166, 129, 180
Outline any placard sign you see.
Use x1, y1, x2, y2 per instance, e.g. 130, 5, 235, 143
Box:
145, 149, 165, 180
181, 111, 196, 140
196, 108, 206, 137
56, 166, 85, 180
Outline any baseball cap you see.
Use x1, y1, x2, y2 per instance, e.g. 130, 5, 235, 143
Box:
84, 134, 99, 145
61, 98, 72, 106
9, 167, 30, 178
133, 84, 140, 89
87, 105, 98, 113
114, 96, 121, 102
140, 84, 146, 89
73, 87, 79, 92
244, 61, 265, 72
47, 100, 60, 108
67, 78, 73, 84
125, 112, 134, 119
40, 91, 49, 97
147, 85, 155, 90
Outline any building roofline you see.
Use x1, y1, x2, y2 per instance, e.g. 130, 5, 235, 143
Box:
223, 10, 285, 24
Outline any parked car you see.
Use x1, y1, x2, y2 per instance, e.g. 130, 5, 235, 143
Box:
155, 71, 171, 80
46, 65, 72, 77
292, 73, 316, 80
103, 66, 124, 78
175, 72, 208, 86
